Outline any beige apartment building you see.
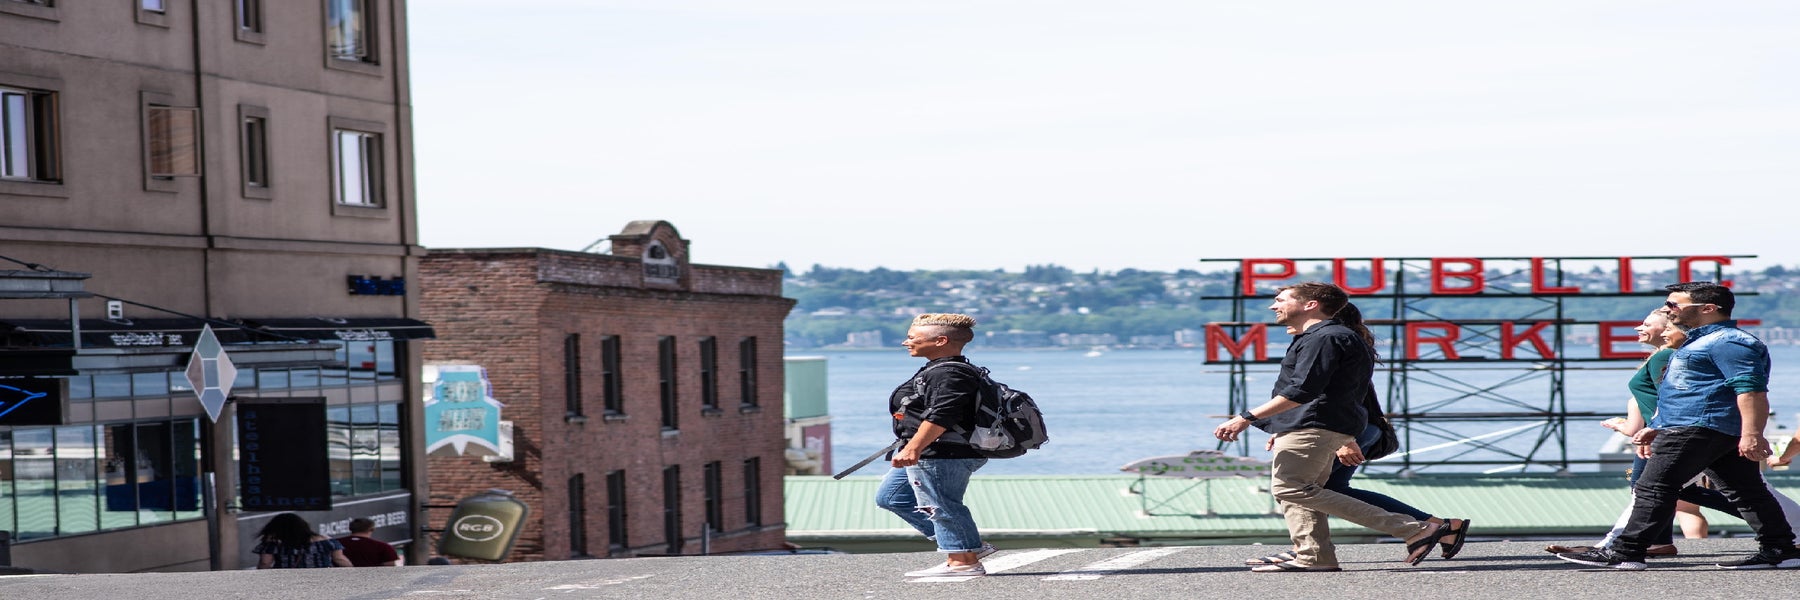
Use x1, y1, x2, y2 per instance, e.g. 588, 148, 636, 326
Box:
1, 1, 431, 572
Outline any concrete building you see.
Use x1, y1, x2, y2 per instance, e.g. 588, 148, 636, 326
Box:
1, 1, 429, 572
419, 221, 795, 560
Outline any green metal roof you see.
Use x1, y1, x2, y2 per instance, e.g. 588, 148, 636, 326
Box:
787, 473, 1800, 543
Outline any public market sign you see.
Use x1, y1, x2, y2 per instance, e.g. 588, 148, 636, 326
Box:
1202, 254, 1752, 364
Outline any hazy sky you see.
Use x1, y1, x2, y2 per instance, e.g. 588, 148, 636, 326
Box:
409, 1, 1800, 273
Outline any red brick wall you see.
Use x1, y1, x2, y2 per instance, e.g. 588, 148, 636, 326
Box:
420, 247, 795, 562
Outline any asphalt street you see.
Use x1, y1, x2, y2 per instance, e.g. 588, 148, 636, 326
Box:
1, 538, 1792, 600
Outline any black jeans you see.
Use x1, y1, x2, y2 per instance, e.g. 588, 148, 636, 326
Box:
1613, 427, 1796, 557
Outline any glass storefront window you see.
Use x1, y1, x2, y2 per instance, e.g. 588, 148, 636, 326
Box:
327, 406, 353, 497
135, 422, 176, 525
0, 431, 14, 536
259, 369, 289, 389
291, 367, 321, 389
94, 374, 132, 398
69, 375, 93, 400
231, 367, 255, 391
132, 372, 170, 397
13, 428, 56, 540
55, 425, 100, 535
379, 403, 402, 491
100, 424, 140, 530
172, 419, 202, 521
347, 340, 375, 382
375, 339, 396, 381
351, 404, 379, 494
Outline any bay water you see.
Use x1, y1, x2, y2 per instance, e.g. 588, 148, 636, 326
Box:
802, 346, 1800, 476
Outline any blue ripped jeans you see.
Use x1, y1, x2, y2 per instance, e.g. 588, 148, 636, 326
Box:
874, 458, 987, 553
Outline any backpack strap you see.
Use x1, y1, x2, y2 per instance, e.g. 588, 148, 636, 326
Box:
908, 361, 990, 436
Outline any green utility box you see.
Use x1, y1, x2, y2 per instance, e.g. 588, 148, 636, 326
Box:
438, 489, 530, 561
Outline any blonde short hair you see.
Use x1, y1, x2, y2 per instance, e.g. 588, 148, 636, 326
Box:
912, 313, 976, 343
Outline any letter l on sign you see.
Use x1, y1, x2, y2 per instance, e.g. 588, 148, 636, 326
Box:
185, 324, 237, 422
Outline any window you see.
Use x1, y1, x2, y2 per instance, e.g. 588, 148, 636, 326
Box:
0, 0, 57, 21
564, 333, 583, 419
235, 0, 264, 42
136, 0, 168, 26
702, 461, 722, 533
332, 127, 382, 207
568, 473, 588, 557
738, 337, 758, 408
239, 106, 270, 198
698, 337, 718, 411
1, 84, 59, 183
658, 336, 678, 430
601, 335, 623, 415
606, 470, 628, 552
661, 465, 682, 554
743, 458, 762, 527
326, 0, 375, 64
146, 106, 199, 178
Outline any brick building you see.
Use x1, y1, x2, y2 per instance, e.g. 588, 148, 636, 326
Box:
419, 221, 795, 560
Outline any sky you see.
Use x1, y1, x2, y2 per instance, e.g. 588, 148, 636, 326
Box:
408, 1, 1800, 273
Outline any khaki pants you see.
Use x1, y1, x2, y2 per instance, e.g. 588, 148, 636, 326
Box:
1269, 428, 1431, 567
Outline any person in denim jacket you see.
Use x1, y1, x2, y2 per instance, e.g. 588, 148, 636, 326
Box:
1557, 282, 1799, 570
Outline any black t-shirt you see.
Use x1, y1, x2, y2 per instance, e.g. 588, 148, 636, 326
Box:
1255, 319, 1372, 436
889, 356, 985, 459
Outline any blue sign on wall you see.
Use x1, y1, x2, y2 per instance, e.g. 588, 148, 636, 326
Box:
424, 365, 504, 456
0, 377, 68, 426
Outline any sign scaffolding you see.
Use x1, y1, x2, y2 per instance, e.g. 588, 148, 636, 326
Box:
1201, 255, 1752, 475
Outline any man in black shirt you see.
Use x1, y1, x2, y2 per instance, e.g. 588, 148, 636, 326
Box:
1213, 282, 1468, 572
876, 313, 998, 578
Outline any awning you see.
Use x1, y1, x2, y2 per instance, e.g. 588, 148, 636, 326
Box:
236, 317, 436, 342
1, 318, 227, 349
0, 316, 435, 349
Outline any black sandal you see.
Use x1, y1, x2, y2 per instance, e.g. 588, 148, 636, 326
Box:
1438, 519, 1471, 559
1403, 521, 1449, 565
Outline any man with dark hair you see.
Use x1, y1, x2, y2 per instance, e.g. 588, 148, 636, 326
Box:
1213, 282, 1467, 572
1558, 281, 1799, 570
337, 518, 401, 567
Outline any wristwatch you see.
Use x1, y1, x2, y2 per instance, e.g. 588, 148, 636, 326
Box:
1238, 410, 1258, 422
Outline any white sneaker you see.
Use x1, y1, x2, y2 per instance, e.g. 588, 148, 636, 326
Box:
904, 562, 986, 577
976, 542, 999, 560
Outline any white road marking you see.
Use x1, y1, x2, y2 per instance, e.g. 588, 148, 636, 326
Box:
1043, 547, 1187, 581
909, 548, 1085, 583
544, 574, 656, 590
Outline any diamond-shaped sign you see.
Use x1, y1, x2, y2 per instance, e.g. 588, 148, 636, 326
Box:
184, 324, 237, 422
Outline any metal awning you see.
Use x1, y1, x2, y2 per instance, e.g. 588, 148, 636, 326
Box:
0, 317, 435, 348
236, 317, 437, 342
0, 316, 434, 376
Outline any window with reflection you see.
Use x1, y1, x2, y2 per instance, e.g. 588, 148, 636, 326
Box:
0, 431, 12, 536
351, 404, 380, 494
327, 406, 353, 496
13, 428, 55, 539
378, 403, 402, 491
55, 425, 99, 535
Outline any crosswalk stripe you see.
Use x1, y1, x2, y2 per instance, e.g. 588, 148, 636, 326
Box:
1043, 547, 1187, 581
909, 548, 1085, 583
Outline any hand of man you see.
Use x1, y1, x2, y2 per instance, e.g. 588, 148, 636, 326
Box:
1632, 428, 1659, 459
1213, 418, 1250, 442
891, 447, 921, 468
1739, 434, 1771, 462
1336, 442, 1365, 467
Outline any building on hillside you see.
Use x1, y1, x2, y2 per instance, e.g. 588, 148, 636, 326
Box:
1, 1, 429, 573
419, 221, 795, 560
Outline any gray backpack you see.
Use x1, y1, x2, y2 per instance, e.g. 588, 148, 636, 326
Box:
914, 362, 1049, 459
